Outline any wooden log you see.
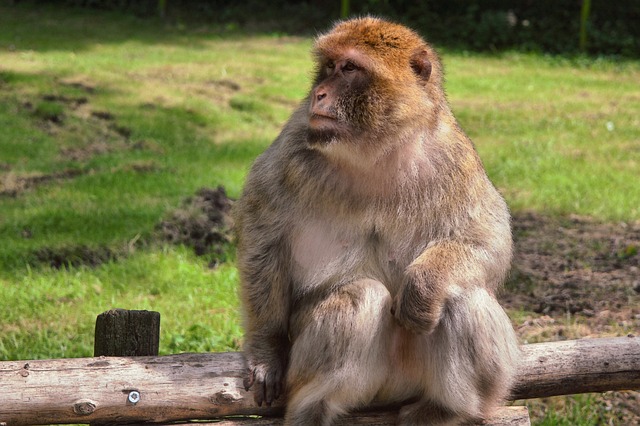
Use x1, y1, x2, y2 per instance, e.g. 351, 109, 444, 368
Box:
0, 336, 638, 426
94, 309, 160, 357
510, 335, 640, 400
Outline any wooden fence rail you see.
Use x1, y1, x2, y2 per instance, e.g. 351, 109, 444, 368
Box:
0, 310, 638, 425
0, 336, 638, 425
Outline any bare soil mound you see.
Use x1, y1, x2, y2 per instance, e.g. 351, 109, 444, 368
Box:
156, 186, 234, 264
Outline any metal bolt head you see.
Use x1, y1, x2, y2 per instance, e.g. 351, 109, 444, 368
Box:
127, 390, 141, 404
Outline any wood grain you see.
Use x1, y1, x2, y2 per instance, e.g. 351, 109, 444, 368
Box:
1, 336, 638, 425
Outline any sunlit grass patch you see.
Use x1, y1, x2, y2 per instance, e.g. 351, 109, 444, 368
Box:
0, 246, 241, 359
445, 53, 640, 221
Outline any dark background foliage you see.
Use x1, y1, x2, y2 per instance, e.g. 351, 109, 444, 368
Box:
15, 0, 640, 56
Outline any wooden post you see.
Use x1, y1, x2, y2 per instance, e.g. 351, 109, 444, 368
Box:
94, 309, 160, 357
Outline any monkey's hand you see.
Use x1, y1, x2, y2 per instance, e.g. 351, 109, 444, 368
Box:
392, 271, 446, 335
243, 356, 285, 407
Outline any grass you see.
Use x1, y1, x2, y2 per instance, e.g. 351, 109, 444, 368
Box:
0, 247, 241, 359
0, 4, 639, 425
446, 53, 640, 220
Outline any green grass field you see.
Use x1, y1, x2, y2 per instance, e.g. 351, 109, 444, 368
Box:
0, 4, 638, 425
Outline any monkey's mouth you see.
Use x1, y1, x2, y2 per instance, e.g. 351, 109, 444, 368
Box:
310, 113, 337, 122
309, 113, 340, 131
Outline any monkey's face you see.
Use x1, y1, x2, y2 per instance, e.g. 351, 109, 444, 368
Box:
307, 52, 386, 146
305, 17, 443, 159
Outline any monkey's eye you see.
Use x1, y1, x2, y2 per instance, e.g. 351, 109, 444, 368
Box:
342, 61, 358, 73
325, 62, 336, 73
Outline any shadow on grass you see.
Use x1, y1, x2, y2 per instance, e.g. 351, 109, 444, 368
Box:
0, 3, 297, 54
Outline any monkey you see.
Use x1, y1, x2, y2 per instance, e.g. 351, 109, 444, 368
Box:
234, 17, 519, 426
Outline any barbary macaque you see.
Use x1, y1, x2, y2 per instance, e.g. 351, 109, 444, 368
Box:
235, 17, 519, 425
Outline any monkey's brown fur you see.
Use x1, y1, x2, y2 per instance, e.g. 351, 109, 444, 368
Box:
235, 17, 519, 426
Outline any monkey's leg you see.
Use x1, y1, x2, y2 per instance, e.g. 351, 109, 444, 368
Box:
284, 279, 394, 426
399, 287, 519, 426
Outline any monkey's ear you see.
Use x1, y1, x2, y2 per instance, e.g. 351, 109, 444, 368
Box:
410, 50, 431, 82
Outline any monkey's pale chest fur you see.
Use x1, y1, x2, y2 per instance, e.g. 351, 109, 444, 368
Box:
287, 141, 437, 294
290, 215, 422, 294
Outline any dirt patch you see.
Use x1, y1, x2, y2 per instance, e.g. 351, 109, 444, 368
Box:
59, 76, 97, 94
0, 169, 84, 197
207, 79, 241, 91
33, 245, 118, 269
502, 212, 639, 333
60, 141, 114, 162
156, 186, 234, 265
41, 94, 89, 108
117, 160, 162, 174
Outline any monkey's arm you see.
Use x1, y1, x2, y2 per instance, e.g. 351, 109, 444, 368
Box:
393, 229, 512, 334
235, 177, 293, 407
238, 232, 291, 406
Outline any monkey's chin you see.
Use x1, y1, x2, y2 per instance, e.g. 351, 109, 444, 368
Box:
307, 126, 341, 147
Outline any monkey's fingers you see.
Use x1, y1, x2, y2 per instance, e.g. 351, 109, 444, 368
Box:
263, 370, 282, 406
254, 379, 266, 406
250, 366, 268, 406
243, 368, 255, 392
274, 377, 283, 400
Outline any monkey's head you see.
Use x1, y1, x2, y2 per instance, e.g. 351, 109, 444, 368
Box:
306, 17, 444, 152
